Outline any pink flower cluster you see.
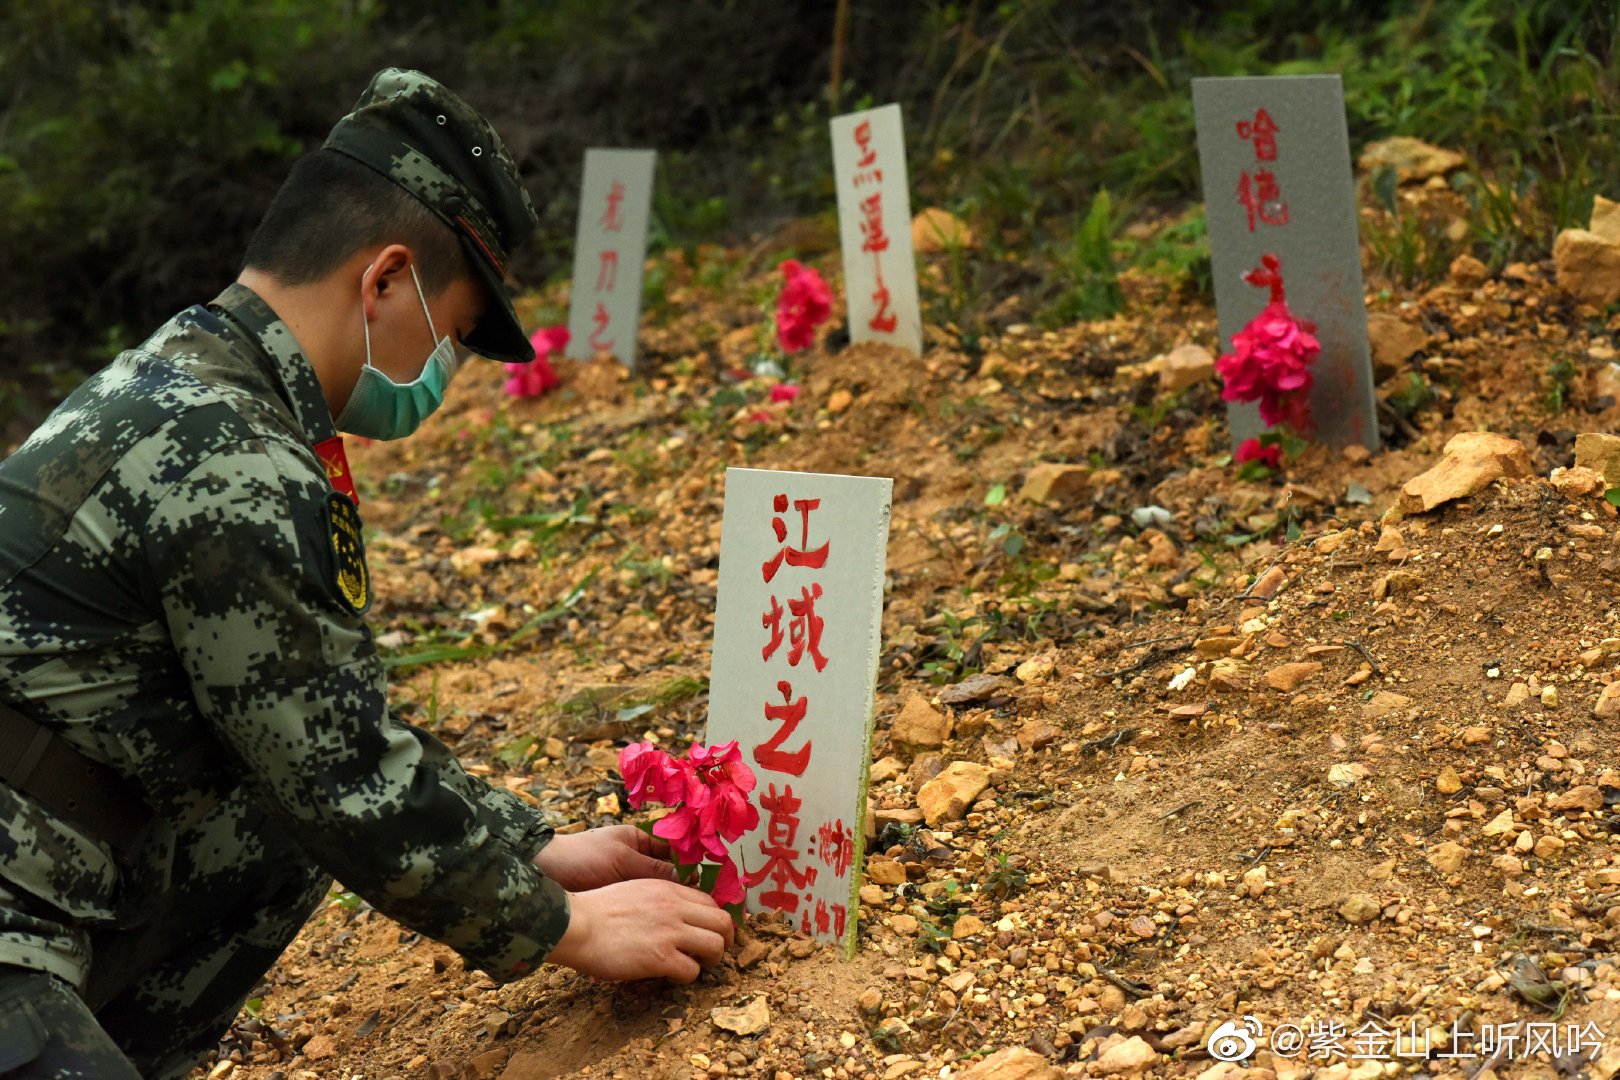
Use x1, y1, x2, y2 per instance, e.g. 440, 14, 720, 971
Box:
1215, 300, 1320, 430
619, 740, 760, 905
776, 260, 831, 353
504, 326, 570, 399
1235, 437, 1282, 470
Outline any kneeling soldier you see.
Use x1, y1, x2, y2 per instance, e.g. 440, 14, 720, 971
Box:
0, 69, 731, 1078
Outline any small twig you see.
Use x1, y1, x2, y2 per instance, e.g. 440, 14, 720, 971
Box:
1377, 399, 1422, 444
936, 992, 967, 1035
1077, 728, 1138, 755
1341, 639, 1382, 676
1099, 967, 1152, 999
1158, 800, 1200, 821
1244, 844, 1273, 868
1115, 634, 1188, 652
1095, 641, 1192, 680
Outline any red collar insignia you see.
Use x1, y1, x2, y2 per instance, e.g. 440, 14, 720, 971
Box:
314, 436, 360, 507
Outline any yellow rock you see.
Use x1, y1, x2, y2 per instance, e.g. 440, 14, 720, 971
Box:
1020, 462, 1090, 503
1396, 431, 1532, 515
710, 997, 771, 1036
911, 208, 975, 253
1264, 661, 1322, 691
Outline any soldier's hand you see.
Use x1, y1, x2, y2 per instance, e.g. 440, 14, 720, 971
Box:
531, 824, 678, 891
545, 879, 736, 983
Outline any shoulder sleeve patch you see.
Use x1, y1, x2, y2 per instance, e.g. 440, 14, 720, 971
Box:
325, 492, 371, 615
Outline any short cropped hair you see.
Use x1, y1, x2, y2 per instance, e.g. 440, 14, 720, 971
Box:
243, 149, 471, 294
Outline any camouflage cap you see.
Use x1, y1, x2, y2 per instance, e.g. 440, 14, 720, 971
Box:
323, 68, 538, 363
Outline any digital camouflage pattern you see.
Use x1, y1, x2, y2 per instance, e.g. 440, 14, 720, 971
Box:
324, 67, 540, 364
0, 969, 140, 1078
0, 284, 569, 1075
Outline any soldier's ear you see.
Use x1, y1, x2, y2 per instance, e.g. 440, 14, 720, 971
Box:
359, 245, 410, 319
367, 245, 413, 298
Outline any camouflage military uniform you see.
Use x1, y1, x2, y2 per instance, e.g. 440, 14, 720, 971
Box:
0, 286, 567, 1074
0, 968, 141, 1078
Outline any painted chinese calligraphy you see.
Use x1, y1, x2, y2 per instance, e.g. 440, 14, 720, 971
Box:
762, 495, 829, 583
754, 680, 811, 776
1236, 107, 1289, 232
814, 819, 854, 878
601, 180, 626, 232
744, 783, 817, 913
749, 487, 838, 915
588, 179, 627, 352
852, 123, 897, 335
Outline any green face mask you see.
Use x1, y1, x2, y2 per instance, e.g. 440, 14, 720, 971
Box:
336, 264, 462, 440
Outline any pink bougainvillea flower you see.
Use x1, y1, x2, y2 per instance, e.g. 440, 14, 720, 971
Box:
709, 854, 745, 906
504, 326, 570, 399
651, 802, 709, 866
1235, 437, 1283, 470
776, 260, 832, 353
1215, 299, 1320, 430
687, 741, 760, 849
623, 740, 759, 909
1215, 255, 1319, 433
618, 742, 692, 810
769, 383, 801, 404
530, 325, 571, 357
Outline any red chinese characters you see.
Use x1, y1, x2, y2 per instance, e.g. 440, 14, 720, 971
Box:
601, 180, 626, 232
762, 495, 829, 583
1237, 107, 1279, 161
814, 818, 854, 878
760, 585, 826, 672
595, 250, 618, 292
591, 180, 626, 352
851, 122, 897, 335
748, 487, 844, 923
853, 120, 879, 175
743, 783, 817, 913
1236, 107, 1289, 232
754, 680, 811, 776
589, 300, 613, 353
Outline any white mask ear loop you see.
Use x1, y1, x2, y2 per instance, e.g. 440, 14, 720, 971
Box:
410, 262, 466, 378
361, 264, 375, 370
409, 263, 440, 341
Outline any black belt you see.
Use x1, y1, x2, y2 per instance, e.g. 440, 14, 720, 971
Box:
0, 699, 154, 865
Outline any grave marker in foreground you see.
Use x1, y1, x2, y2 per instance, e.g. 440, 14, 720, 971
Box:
705, 467, 893, 956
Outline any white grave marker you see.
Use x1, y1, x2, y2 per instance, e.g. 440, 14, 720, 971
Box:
830, 104, 923, 356
565, 148, 656, 369
1192, 75, 1379, 452
705, 467, 892, 956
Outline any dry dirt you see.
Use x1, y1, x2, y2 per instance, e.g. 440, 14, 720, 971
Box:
186, 227, 1620, 1080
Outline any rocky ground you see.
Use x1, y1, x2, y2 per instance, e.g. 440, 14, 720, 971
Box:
171, 188, 1620, 1080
